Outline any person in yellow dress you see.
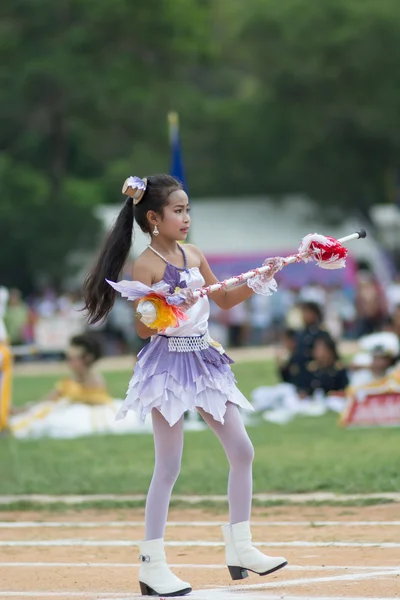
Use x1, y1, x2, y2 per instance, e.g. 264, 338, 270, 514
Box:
10, 333, 152, 438
0, 287, 12, 435
49, 334, 111, 405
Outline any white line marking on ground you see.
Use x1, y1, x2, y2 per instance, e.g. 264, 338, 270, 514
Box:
193, 593, 400, 600
0, 491, 399, 504
0, 539, 398, 548
1, 520, 399, 528
0, 562, 396, 571
0, 594, 133, 598
3, 590, 399, 600
193, 594, 400, 600
197, 596, 400, 600
210, 568, 400, 592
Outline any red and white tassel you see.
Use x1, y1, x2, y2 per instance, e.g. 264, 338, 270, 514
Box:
298, 233, 348, 270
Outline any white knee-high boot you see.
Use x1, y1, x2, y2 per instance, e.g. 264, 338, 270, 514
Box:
222, 521, 287, 580
138, 538, 192, 596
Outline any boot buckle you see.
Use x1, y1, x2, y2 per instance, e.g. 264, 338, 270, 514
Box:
139, 554, 150, 563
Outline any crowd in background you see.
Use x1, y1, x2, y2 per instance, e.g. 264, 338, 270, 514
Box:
216, 269, 399, 349
3, 267, 400, 360
3, 266, 400, 433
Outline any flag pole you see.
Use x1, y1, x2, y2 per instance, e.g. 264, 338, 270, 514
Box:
168, 111, 187, 192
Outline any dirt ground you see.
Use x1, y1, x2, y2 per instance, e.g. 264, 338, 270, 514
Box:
0, 504, 399, 599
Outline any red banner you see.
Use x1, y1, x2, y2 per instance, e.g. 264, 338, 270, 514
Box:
342, 392, 400, 427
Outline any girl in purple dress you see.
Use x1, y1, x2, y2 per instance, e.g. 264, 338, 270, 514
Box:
83, 174, 287, 597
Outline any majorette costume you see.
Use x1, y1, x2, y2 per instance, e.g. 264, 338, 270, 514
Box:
114, 244, 254, 427
111, 179, 365, 431
107, 175, 366, 597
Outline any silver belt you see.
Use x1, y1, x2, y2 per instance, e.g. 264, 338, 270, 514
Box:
159, 333, 209, 352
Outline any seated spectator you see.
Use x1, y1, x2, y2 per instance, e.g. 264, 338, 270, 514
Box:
370, 346, 398, 381
304, 336, 349, 396
343, 332, 400, 421
276, 328, 310, 395
10, 333, 202, 439
251, 331, 348, 423
10, 334, 152, 438
295, 301, 332, 364
348, 331, 399, 388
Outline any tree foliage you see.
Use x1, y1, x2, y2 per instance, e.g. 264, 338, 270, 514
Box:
1, 0, 400, 289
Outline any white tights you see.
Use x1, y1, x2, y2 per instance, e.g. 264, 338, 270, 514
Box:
145, 402, 254, 540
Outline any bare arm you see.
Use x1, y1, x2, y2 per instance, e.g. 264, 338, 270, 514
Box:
198, 249, 254, 310
131, 260, 158, 339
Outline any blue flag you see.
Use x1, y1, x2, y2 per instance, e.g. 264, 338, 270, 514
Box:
168, 112, 187, 192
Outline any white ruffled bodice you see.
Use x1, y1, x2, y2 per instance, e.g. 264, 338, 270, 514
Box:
111, 257, 254, 427
159, 267, 209, 337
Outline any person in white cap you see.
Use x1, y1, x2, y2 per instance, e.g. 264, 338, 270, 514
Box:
0, 287, 12, 434
360, 331, 399, 380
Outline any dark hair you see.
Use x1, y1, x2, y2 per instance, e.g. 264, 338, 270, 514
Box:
282, 328, 298, 340
300, 301, 323, 322
69, 334, 103, 362
82, 174, 182, 324
314, 333, 339, 360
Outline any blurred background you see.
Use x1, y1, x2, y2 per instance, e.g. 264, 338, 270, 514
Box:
2, 0, 400, 358
1, 0, 400, 506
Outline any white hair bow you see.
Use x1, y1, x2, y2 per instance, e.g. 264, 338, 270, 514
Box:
122, 176, 148, 205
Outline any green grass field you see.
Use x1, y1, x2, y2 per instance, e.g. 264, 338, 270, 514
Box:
1, 361, 399, 496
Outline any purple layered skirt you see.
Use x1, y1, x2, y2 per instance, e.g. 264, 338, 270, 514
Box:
116, 335, 254, 426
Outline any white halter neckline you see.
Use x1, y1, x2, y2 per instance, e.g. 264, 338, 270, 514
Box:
147, 244, 188, 272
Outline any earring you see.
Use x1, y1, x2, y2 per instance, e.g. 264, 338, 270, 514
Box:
153, 225, 159, 237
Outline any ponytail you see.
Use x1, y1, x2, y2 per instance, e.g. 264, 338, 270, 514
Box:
83, 197, 134, 324
83, 173, 183, 325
